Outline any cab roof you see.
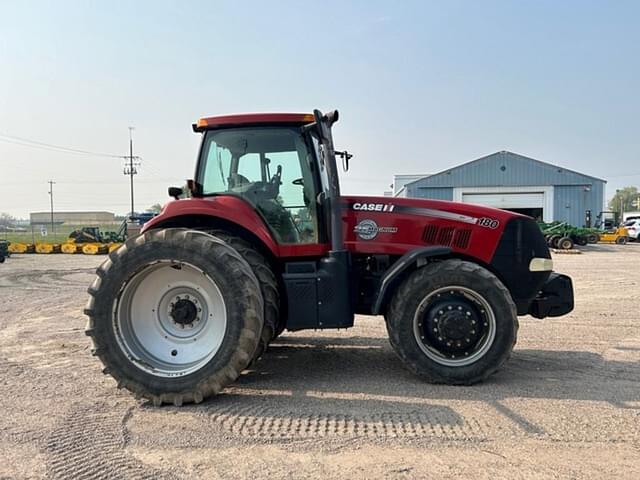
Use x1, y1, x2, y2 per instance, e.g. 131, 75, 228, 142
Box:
193, 113, 315, 132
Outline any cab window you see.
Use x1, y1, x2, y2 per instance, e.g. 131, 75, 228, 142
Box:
199, 127, 319, 244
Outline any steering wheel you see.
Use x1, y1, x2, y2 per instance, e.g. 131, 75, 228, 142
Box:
292, 177, 304, 186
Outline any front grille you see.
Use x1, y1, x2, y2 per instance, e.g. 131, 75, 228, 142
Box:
422, 225, 438, 243
422, 225, 471, 250
437, 226, 455, 245
453, 229, 472, 249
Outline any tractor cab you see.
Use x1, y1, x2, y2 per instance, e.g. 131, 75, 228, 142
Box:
189, 111, 343, 250
188, 111, 354, 331
193, 118, 318, 244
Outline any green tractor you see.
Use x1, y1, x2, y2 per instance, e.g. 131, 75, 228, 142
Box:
538, 222, 600, 250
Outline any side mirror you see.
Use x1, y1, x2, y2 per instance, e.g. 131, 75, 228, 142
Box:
168, 186, 182, 200
187, 179, 202, 197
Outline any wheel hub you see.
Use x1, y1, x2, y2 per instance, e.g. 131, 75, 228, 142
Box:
438, 310, 473, 341
169, 298, 199, 326
414, 287, 495, 365
115, 261, 227, 377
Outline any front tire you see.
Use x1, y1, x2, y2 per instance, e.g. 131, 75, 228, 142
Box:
85, 229, 263, 406
385, 259, 518, 385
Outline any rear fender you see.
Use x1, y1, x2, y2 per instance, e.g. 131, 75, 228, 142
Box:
141, 197, 279, 257
371, 246, 452, 315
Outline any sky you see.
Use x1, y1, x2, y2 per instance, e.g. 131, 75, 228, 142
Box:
1, 0, 639, 219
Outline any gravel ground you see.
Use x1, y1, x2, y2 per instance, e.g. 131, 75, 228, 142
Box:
0, 245, 639, 479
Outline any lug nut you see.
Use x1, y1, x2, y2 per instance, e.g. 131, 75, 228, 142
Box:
448, 306, 452, 310
457, 306, 462, 310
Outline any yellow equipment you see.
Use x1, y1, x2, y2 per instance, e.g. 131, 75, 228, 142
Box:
8, 243, 35, 254
108, 242, 123, 253
598, 227, 629, 244
82, 243, 109, 255
35, 243, 61, 254
61, 242, 83, 254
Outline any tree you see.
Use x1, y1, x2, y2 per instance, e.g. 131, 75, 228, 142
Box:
608, 186, 640, 216
146, 203, 163, 214
0, 212, 16, 227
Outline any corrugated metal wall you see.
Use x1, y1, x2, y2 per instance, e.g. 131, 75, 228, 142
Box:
554, 182, 605, 226
403, 151, 605, 226
411, 187, 453, 201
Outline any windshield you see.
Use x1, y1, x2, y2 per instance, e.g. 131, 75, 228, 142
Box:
197, 127, 319, 244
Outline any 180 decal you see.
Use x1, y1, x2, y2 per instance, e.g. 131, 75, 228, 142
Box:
477, 217, 500, 229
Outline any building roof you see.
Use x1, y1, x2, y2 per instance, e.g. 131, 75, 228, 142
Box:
404, 150, 606, 189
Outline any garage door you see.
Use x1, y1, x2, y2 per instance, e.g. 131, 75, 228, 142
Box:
462, 192, 545, 209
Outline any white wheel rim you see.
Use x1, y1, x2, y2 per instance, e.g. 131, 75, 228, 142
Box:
413, 286, 497, 367
114, 260, 227, 377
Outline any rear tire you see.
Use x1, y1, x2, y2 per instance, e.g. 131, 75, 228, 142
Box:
207, 229, 282, 353
385, 259, 518, 385
85, 229, 263, 406
615, 236, 627, 245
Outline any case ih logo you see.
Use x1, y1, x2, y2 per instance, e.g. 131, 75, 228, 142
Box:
354, 219, 398, 240
352, 202, 395, 212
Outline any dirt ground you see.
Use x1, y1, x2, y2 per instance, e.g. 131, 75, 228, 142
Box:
0, 244, 639, 479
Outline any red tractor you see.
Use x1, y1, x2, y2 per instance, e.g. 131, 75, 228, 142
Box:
85, 110, 574, 406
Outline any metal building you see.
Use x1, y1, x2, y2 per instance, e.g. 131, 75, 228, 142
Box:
400, 151, 606, 226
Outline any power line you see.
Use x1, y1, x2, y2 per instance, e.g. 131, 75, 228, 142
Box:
124, 127, 141, 215
0, 132, 125, 158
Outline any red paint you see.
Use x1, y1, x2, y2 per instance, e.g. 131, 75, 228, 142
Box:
142, 196, 280, 256
341, 196, 519, 264
144, 195, 521, 264
195, 113, 314, 131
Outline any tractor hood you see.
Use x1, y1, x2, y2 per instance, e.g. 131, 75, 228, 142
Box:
342, 195, 525, 264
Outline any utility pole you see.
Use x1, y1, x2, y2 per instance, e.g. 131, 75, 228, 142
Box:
48, 180, 55, 239
123, 127, 139, 218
